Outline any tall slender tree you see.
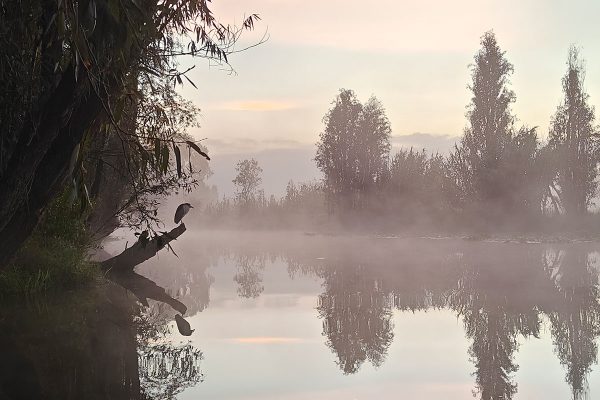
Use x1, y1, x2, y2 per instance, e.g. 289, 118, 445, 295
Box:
450, 32, 515, 204
450, 31, 550, 219
548, 47, 598, 215
355, 97, 392, 198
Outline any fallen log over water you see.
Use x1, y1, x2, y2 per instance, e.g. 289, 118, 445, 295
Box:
101, 224, 186, 272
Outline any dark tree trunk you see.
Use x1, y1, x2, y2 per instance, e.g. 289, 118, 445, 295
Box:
101, 224, 187, 272
0, 69, 103, 267
0, 1, 153, 268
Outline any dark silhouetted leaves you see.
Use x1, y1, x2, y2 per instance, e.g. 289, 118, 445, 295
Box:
186, 141, 210, 160
173, 142, 182, 178
161, 143, 169, 174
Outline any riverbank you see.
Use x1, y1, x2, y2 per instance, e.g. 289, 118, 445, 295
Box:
0, 195, 98, 298
0, 235, 99, 298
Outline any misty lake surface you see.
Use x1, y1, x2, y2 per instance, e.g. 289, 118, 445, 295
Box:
4, 231, 600, 399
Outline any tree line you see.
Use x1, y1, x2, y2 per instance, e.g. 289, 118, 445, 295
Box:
317, 32, 598, 228
206, 32, 599, 232
204, 158, 326, 229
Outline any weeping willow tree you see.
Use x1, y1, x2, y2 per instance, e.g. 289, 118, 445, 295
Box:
0, 0, 261, 266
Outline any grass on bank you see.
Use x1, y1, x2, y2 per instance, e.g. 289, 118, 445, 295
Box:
0, 193, 99, 297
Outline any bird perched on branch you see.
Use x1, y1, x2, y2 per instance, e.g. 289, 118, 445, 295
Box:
174, 203, 193, 224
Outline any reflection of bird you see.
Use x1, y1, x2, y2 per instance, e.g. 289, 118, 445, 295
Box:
174, 203, 193, 224
175, 314, 194, 336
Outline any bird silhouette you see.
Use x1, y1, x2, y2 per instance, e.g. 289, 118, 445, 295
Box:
175, 314, 194, 336
174, 203, 193, 224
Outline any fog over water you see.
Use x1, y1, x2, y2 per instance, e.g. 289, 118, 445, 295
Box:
6, 1, 600, 399
5, 228, 600, 399
128, 230, 600, 399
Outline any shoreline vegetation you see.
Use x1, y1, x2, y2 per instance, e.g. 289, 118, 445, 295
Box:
4, 29, 600, 296
0, 193, 98, 297
201, 33, 600, 239
8, 207, 600, 299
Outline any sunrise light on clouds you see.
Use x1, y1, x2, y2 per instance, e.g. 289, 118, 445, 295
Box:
7, 2, 600, 398
182, 0, 600, 162
214, 100, 299, 112
175, 0, 600, 193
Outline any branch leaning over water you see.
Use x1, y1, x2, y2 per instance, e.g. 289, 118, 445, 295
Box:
101, 224, 186, 272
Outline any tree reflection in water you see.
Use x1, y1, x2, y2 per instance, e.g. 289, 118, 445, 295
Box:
191, 234, 600, 400
12, 235, 598, 399
448, 247, 544, 400
545, 248, 600, 400
138, 343, 202, 399
233, 253, 267, 299
317, 264, 394, 374
0, 271, 202, 400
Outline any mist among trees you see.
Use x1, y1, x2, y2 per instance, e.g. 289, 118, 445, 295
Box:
205, 32, 600, 234
4, 3, 600, 400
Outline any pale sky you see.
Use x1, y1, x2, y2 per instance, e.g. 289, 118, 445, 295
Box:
177, 0, 600, 195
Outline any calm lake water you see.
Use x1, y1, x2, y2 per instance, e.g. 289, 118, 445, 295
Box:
3, 231, 600, 399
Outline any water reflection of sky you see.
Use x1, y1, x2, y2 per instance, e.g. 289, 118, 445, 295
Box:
178, 260, 473, 400
134, 232, 600, 400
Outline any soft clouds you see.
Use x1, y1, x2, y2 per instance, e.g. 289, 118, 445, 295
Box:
179, 0, 600, 199
214, 100, 299, 112
206, 134, 459, 198
183, 0, 600, 149
392, 133, 459, 154
204, 137, 308, 155
207, 143, 319, 197
225, 337, 305, 344
211, 0, 556, 53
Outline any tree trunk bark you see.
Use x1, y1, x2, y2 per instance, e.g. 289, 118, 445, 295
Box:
0, 72, 103, 267
0, 0, 152, 268
101, 224, 187, 272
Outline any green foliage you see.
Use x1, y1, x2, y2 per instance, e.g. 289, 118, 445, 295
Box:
0, 0, 262, 265
381, 148, 453, 217
446, 32, 559, 222
0, 193, 98, 297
